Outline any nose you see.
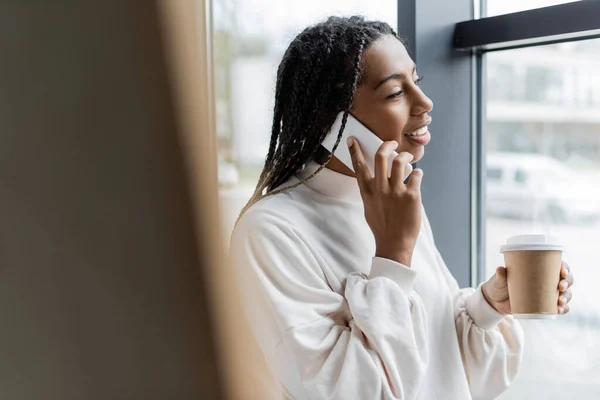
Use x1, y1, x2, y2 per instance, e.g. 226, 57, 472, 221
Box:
411, 87, 433, 116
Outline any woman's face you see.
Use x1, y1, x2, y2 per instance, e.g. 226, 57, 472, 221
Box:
351, 34, 433, 164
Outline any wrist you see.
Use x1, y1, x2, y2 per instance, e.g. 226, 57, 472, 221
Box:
481, 283, 500, 313
481, 282, 491, 304
375, 248, 413, 267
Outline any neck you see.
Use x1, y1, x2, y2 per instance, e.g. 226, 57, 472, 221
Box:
324, 157, 355, 177
314, 147, 355, 177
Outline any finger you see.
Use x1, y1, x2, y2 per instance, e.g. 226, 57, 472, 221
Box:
559, 303, 570, 315
495, 266, 507, 283
558, 279, 569, 292
565, 288, 573, 303
491, 267, 508, 293
567, 269, 575, 288
561, 261, 574, 287
558, 295, 566, 306
347, 137, 372, 190
558, 289, 572, 306
374, 141, 399, 189
558, 294, 567, 306
406, 168, 424, 192
561, 261, 570, 279
390, 151, 415, 188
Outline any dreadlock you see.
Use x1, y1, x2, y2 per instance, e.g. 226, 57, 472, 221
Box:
236, 16, 402, 225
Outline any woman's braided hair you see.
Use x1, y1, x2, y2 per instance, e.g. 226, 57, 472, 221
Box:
236, 16, 401, 224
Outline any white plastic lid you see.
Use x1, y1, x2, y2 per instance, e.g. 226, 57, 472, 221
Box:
500, 234, 564, 253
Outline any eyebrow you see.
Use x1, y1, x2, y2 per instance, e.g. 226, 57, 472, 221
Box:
373, 64, 417, 91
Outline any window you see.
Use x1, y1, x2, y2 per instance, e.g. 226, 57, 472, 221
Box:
487, 63, 516, 102
487, 168, 503, 181
523, 66, 563, 104
486, 0, 580, 17
513, 169, 528, 185
484, 39, 600, 399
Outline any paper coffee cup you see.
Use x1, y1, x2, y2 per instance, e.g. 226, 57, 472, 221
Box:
500, 235, 564, 320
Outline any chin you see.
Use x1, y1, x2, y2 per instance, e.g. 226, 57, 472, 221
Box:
397, 145, 425, 163
411, 147, 425, 163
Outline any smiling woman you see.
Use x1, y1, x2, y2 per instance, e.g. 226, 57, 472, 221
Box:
229, 16, 527, 400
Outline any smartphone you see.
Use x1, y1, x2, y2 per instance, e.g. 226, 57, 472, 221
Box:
321, 112, 413, 180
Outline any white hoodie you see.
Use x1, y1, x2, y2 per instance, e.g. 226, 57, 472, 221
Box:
230, 161, 524, 400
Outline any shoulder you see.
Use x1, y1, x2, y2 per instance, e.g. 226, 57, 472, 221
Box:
233, 182, 323, 238
234, 201, 292, 239
230, 193, 307, 253
229, 194, 324, 279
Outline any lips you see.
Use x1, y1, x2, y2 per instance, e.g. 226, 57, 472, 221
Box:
405, 130, 431, 146
403, 118, 432, 136
403, 118, 432, 146
405, 126, 429, 137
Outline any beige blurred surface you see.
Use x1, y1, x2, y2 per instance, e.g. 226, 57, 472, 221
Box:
159, 1, 278, 399
0, 1, 273, 399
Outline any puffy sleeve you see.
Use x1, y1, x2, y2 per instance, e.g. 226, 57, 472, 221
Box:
229, 209, 430, 400
421, 210, 524, 400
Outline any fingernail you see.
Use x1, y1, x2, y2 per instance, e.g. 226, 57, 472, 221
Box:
559, 307, 564, 314
560, 296, 566, 305
347, 137, 353, 147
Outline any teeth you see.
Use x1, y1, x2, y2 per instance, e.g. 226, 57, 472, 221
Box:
405, 126, 428, 137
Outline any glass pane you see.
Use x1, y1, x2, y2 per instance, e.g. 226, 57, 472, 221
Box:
212, 0, 397, 238
484, 39, 600, 398
486, 0, 580, 17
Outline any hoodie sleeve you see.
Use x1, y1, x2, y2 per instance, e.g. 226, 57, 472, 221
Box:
229, 209, 429, 400
421, 210, 524, 400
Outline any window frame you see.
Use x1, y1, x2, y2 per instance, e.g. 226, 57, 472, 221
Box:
455, 2, 600, 52
463, 1, 600, 285
401, 0, 600, 287
398, 0, 478, 287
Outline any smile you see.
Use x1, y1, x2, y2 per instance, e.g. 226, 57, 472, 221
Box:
404, 126, 429, 137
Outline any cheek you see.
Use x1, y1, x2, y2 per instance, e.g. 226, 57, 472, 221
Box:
352, 96, 410, 141
376, 105, 409, 142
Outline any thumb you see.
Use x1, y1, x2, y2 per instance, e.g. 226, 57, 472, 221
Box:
495, 266, 507, 284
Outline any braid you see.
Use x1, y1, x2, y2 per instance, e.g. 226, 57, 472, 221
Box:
253, 83, 283, 196
284, 30, 366, 190
244, 51, 296, 203
235, 16, 401, 226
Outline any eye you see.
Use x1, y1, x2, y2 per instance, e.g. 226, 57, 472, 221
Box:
414, 75, 424, 85
388, 90, 403, 99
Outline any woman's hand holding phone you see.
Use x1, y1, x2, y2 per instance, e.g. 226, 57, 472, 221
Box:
347, 137, 423, 267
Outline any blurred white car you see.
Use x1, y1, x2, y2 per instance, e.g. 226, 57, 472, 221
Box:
486, 153, 600, 224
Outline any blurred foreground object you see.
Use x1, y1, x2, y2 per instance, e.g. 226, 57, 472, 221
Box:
0, 1, 272, 399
